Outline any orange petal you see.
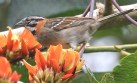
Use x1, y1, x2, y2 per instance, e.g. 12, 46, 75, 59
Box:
76, 59, 84, 73
50, 59, 60, 72
66, 51, 80, 74
21, 29, 42, 50
23, 59, 37, 75
48, 44, 62, 63
47, 53, 51, 67
21, 39, 29, 56
54, 44, 62, 61
59, 50, 65, 65
7, 29, 13, 50
35, 49, 47, 69
0, 47, 3, 53
28, 73, 34, 82
11, 40, 19, 51
0, 56, 12, 77
74, 51, 80, 64
63, 50, 75, 72
48, 45, 56, 59
61, 74, 73, 80
10, 71, 21, 82
0, 34, 7, 47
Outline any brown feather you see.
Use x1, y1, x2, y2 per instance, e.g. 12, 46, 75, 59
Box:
44, 17, 94, 31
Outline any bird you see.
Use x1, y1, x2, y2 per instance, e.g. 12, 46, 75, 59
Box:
15, 9, 133, 49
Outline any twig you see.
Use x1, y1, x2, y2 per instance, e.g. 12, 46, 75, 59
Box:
82, 1, 90, 17
114, 45, 131, 56
77, 3, 137, 30
84, 44, 137, 53
89, 0, 95, 18
78, 43, 86, 58
112, 0, 137, 26
80, 0, 95, 57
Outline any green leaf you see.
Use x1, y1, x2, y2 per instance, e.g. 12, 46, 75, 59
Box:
11, 59, 35, 83
11, 64, 29, 82
72, 72, 106, 83
72, 73, 91, 83
113, 52, 137, 83
85, 65, 99, 83
100, 73, 115, 83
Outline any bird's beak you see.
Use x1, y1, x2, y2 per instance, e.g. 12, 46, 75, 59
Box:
15, 21, 25, 27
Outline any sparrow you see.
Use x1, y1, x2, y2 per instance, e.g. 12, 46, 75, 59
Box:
15, 9, 133, 49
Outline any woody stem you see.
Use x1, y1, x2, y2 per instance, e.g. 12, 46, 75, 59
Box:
104, 0, 113, 16
112, 0, 137, 26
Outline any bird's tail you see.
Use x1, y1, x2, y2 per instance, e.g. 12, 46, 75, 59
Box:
97, 9, 134, 22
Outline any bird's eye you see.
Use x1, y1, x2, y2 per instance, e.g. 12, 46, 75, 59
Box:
26, 18, 30, 21
35, 19, 39, 21
25, 20, 30, 23
32, 30, 36, 35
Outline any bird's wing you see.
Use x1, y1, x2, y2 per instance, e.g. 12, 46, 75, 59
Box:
44, 17, 94, 31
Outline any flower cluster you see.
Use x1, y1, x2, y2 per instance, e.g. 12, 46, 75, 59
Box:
23, 44, 84, 83
0, 27, 42, 62
0, 56, 21, 83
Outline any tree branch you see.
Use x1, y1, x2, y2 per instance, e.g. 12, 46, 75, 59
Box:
84, 44, 137, 53
79, 3, 137, 30
82, 1, 90, 17
112, 0, 137, 26
104, 0, 113, 16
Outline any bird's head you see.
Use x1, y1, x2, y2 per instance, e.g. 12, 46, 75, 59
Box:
15, 16, 46, 34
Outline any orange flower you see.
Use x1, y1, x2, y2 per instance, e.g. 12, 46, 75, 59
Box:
23, 44, 84, 83
20, 28, 42, 50
0, 56, 21, 83
0, 34, 7, 54
0, 27, 42, 61
0, 34, 7, 48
